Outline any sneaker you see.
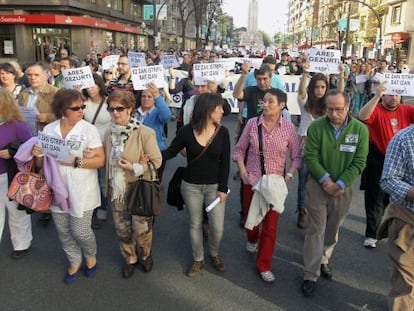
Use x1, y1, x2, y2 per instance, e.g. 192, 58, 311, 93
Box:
186, 260, 205, 277
246, 241, 258, 253
210, 256, 225, 272
297, 209, 307, 229
363, 237, 377, 248
260, 271, 275, 283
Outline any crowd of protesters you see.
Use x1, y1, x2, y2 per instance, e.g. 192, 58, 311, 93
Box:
0, 44, 413, 309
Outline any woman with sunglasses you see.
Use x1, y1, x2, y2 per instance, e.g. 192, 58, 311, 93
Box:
104, 90, 161, 279
32, 88, 105, 284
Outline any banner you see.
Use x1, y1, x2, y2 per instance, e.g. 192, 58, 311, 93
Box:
102, 54, 119, 70
131, 65, 166, 90
128, 51, 147, 68
308, 48, 341, 74
38, 132, 71, 162
384, 73, 414, 96
193, 63, 225, 85
161, 54, 180, 69
61, 66, 94, 89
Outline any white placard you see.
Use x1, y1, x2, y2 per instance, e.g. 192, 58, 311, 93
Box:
128, 51, 147, 68
308, 48, 341, 74
277, 66, 287, 75
20, 106, 39, 136
131, 65, 166, 90
102, 54, 120, 70
193, 63, 225, 85
355, 74, 368, 84
384, 73, 414, 96
38, 131, 71, 162
237, 57, 263, 69
61, 66, 95, 90
161, 55, 180, 69
4, 40, 13, 54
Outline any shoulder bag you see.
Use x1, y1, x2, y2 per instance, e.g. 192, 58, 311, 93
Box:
126, 160, 163, 217
167, 125, 221, 210
7, 158, 53, 212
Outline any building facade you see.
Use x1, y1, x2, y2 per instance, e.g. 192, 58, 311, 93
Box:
0, 0, 198, 64
287, 0, 413, 67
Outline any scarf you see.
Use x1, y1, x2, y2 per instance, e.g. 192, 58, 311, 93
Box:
110, 116, 140, 202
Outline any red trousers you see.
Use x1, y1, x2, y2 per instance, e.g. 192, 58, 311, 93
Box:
243, 183, 280, 272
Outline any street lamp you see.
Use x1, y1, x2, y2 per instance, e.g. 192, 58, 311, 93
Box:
341, 0, 382, 58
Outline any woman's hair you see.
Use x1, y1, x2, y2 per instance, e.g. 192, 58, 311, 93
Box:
305, 73, 329, 117
191, 93, 223, 133
82, 73, 107, 99
0, 63, 18, 83
49, 60, 61, 71
0, 89, 25, 122
266, 88, 287, 106
52, 88, 85, 118
107, 89, 136, 109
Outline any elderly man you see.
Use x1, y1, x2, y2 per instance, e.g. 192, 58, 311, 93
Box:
359, 82, 414, 248
18, 62, 58, 226
379, 125, 414, 310
302, 89, 368, 296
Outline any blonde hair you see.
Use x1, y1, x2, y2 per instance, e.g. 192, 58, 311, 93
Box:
0, 89, 25, 122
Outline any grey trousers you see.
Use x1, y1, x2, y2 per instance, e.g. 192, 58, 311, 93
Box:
303, 178, 352, 281
53, 210, 96, 267
181, 181, 225, 261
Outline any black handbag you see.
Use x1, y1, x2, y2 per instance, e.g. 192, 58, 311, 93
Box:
166, 125, 221, 211
167, 166, 185, 211
126, 160, 163, 217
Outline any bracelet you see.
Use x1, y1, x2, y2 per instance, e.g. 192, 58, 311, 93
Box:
78, 158, 84, 168
286, 172, 294, 179
74, 157, 80, 168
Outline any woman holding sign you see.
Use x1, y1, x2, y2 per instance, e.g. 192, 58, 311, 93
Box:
295, 62, 344, 229
32, 88, 105, 284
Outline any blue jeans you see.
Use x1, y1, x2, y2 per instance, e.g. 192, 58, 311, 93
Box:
181, 181, 225, 261
297, 162, 309, 211
96, 167, 108, 220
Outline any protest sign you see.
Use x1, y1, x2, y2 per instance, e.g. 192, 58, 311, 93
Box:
193, 63, 225, 85
355, 74, 368, 84
61, 66, 95, 89
384, 73, 414, 96
102, 54, 120, 70
38, 131, 71, 162
20, 106, 39, 136
161, 54, 180, 69
308, 48, 341, 74
131, 65, 166, 90
128, 51, 147, 68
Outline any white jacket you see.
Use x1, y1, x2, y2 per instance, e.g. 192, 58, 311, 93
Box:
245, 174, 288, 230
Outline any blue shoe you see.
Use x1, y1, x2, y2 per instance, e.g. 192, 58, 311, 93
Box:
64, 269, 79, 284
85, 264, 97, 278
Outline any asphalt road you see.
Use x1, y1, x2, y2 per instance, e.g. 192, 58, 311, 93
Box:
0, 114, 389, 311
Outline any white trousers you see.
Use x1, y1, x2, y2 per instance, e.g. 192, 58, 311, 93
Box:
0, 173, 32, 250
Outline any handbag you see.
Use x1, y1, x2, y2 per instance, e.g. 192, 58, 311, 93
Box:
7, 158, 53, 212
125, 160, 163, 217
167, 166, 185, 210
166, 125, 222, 211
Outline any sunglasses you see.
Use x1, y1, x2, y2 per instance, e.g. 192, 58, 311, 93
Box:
67, 104, 86, 111
107, 106, 127, 113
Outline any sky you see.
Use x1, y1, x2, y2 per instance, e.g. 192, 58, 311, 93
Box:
222, 0, 289, 36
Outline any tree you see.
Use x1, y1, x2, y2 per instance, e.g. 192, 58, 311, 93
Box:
176, 0, 196, 51
191, 0, 223, 49
259, 30, 271, 47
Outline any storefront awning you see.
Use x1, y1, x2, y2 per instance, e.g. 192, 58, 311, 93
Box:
0, 14, 140, 34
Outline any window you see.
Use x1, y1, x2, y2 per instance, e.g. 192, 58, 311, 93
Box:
130, 1, 142, 17
105, 0, 122, 11
391, 5, 401, 24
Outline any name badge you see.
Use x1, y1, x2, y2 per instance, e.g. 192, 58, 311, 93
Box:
345, 134, 359, 143
340, 144, 356, 153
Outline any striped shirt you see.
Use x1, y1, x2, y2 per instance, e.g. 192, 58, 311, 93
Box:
380, 125, 414, 212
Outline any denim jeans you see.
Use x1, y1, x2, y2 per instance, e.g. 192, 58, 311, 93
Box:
297, 162, 309, 211
181, 181, 225, 261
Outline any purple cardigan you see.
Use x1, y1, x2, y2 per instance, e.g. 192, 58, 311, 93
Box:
14, 137, 70, 211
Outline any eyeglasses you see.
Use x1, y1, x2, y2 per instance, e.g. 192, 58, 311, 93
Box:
107, 106, 127, 113
67, 105, 86, 111
326, 106, 346, 113
104, 71, 113, 74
